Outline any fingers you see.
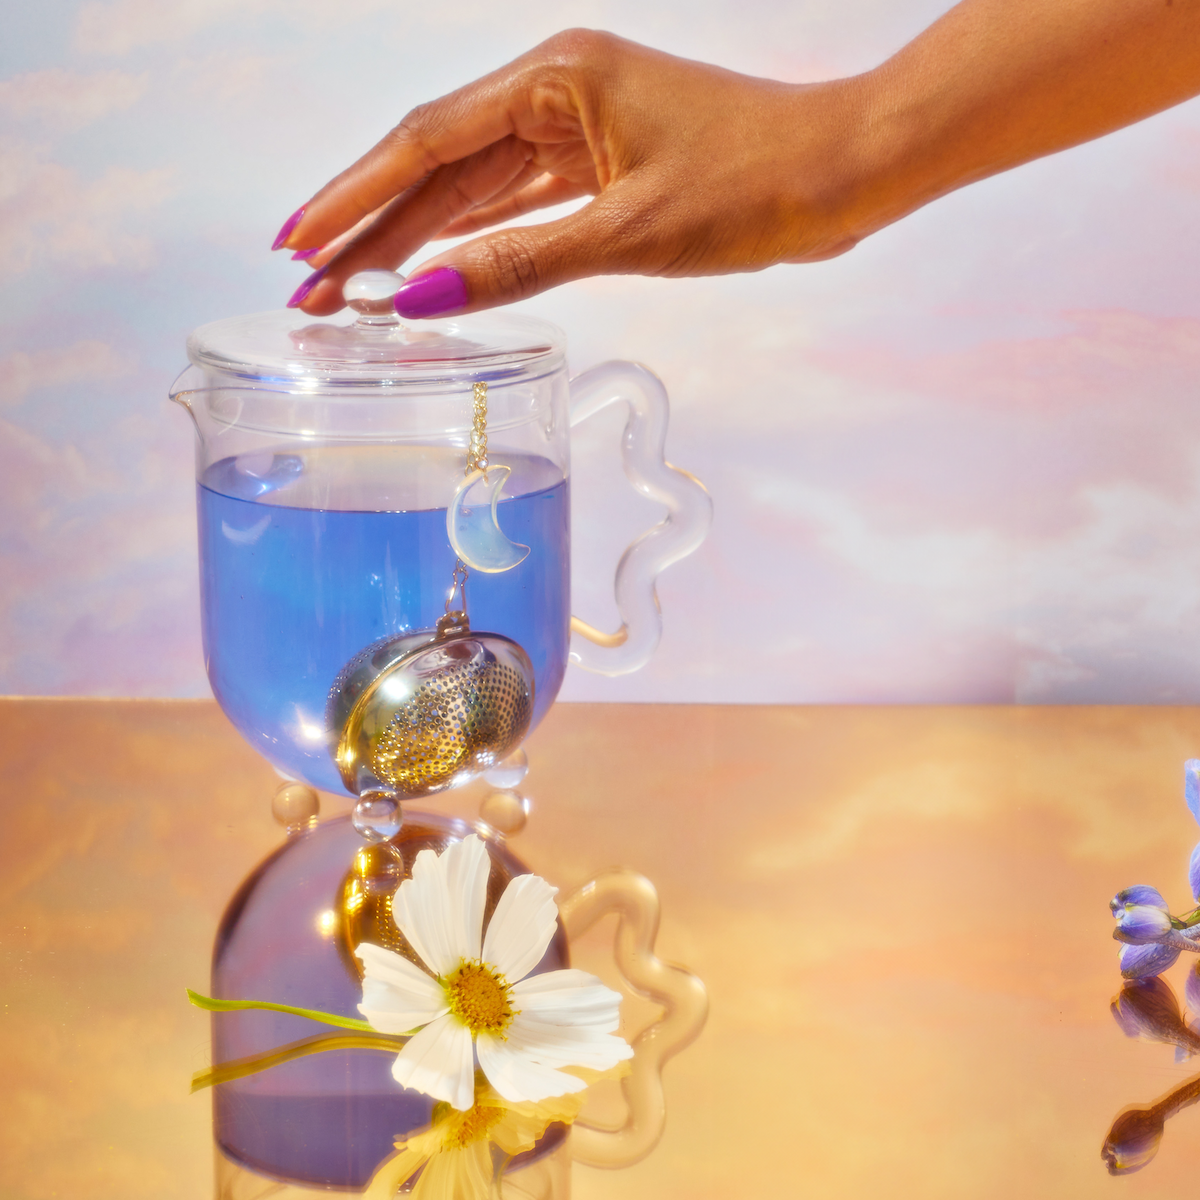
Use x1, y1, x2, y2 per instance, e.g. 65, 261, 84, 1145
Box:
276, 38, 588, 253
387, 186, 657, 317
295, 136, 535, 315
435, 175, 590, 239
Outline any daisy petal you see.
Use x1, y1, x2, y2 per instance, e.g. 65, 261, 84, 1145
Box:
512, 969, 625, 1021
421, 1144, 493, 1197
444, 833, 490, 963
390, 1012, 476, 1111
393, 838, 488, 977
482, 872, 559, 983
355, 943, 448, 1033
505, 1011, 634, 1069
477, 1032, 590, 1103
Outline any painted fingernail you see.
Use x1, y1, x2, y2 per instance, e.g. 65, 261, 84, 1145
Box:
287, 265, 328, 309
291, 246, 321, 261
272, 205, 306, 251
393, 267, 468, 319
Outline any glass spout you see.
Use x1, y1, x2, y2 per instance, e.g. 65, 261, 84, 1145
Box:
168, 365, 205, 433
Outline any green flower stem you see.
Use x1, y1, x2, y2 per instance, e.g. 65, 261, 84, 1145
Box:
187, 988, 376, 1032
191, 1029, 410, 1093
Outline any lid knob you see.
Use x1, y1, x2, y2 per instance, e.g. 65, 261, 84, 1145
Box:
343, 269, 406, 326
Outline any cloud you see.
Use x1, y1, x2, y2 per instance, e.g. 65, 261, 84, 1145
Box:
0, 340, 137, 407
0, 68, 147, 132
74, 0, 256, 55
174, 53, 278, 104
0, 150, 177, 274
1159, 125, 1200, 193
73, 0, 394, 55
0, 413, 203, 696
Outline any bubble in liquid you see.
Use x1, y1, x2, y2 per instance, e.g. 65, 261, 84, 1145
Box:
483, 748, 528, 790
353, 793, 404, 842
272, 782, 320, 830
479, 789, 529, 835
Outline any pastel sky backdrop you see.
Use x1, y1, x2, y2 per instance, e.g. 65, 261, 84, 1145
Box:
5, 0, 1200, 704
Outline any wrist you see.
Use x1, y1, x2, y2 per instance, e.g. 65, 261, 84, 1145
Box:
812, 69, 948, 249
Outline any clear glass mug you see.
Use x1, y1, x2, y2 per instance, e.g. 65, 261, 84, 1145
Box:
170, 279, 711, 798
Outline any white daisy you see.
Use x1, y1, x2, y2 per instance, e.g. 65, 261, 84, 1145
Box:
356, 834, 632, 1111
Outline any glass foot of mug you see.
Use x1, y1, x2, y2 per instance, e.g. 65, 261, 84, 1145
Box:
352, 791, 404, 842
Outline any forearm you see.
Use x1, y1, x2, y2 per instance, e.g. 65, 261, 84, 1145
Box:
848, 0, 1200, 234
280, 10, 1200, 313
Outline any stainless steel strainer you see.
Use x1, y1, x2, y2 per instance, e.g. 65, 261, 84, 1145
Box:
328, 574, 534, 801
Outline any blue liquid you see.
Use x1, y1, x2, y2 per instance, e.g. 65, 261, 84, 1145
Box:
198, 447, 569, 794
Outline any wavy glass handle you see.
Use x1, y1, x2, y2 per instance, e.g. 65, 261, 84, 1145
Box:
568, 362, 713, 676
558, 869, 709, 1169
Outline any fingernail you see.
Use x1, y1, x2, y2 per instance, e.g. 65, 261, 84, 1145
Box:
287, 265, 328, 309
393, 267, 468, 319
272, 205, 306, 251
291, 246, 321, 261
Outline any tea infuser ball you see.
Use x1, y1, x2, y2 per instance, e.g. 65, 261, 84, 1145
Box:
327, 572, 536, 816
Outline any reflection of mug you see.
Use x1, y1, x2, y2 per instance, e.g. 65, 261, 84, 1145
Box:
171, 310, 710, 797
208, 814, 707, 1196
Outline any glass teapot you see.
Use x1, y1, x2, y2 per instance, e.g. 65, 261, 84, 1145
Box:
170, 270, 710, 814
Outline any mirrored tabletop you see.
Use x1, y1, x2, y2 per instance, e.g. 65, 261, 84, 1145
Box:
4, 699, 1200, 1198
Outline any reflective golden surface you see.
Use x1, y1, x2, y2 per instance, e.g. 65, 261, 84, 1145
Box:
6, 700, 1200, 1197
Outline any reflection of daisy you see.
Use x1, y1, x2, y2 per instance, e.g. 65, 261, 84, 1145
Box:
357, 834, 632, 1111
364, 1076, 585, 1200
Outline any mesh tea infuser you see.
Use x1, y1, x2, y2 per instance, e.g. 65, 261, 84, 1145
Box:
327, 380, 536, 831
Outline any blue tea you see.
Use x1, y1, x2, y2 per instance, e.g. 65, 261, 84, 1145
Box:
198, 445, 569, 794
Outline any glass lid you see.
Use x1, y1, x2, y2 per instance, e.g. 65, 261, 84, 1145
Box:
186, 270, 563, 387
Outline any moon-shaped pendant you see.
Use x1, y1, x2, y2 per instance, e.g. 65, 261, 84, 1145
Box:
446, 465, 531, 573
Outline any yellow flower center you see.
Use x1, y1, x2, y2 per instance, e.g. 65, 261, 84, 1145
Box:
436, 1098, 504, 1150
444, 959, 516, 1036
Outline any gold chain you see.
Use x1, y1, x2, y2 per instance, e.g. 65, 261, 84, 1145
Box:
467, 381, 488, 475
445, 380, 488, 620
445, 559, 468, 616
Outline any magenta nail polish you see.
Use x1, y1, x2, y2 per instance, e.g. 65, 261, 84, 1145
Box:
272, 205, 306, 251
393, 267, 469, 319
287, 265, 327, 309
291, 246, 320, 261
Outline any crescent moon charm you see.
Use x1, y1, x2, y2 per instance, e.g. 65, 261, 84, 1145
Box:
446, 465, 531, 573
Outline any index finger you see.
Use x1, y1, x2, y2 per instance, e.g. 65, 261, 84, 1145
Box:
280, 46, 562, 252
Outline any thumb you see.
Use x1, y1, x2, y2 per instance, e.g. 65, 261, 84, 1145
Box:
391, 197, 648, 318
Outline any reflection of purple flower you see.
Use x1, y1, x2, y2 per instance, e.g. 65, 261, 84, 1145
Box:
1185, 962, 1200, 1034
1120, 943, 1182, 980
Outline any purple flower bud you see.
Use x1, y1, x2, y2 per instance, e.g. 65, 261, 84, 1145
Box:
1120, 942, 1182, 979
1186, 759, 1200, 824
1111, 885, 1169, 917
1188, 844, 1200, 905
1116, 905, 1174, 944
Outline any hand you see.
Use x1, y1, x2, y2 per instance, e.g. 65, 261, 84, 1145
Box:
277, 4, 1200, 319
275, 30, 878, 317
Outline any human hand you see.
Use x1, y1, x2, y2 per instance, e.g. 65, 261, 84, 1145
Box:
273, 30, 880, 317
276, 2, 1200, 319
